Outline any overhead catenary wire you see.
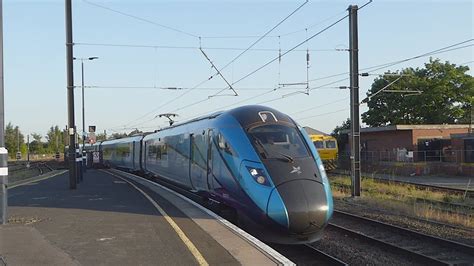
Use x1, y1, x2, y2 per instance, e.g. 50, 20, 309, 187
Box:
179, 39, 473, 123
81, 85, 342, 91
206, 0, 309, 98
82, 0, 200, 39
74, 42, 343, 52
165, 13, 350, 117
110, 0, 310, 129
107, 40, 472, 132
296, 108, 347, 121
307, 39, 474, 83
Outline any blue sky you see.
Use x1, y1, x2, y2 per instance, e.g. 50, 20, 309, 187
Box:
4, 0, 473, 138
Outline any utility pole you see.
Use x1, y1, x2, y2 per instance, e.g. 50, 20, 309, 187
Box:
65, 0, 76, 189
16, 127, 19, 153
470, 104, 473, 134
27, 135, 30, 167
0, 0, 8, 225
349, 5, 361, 197
73, 56, 98, 176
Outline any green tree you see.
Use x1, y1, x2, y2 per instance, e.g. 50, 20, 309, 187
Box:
362, 59, 474, 127
331, 118, 351, 153
46, 125, 65, 153
128, 129, 143, 136
5, 122, 26, 159
29, 133, 45, 155
110, 132, 128, 139
95, 132, 107, 142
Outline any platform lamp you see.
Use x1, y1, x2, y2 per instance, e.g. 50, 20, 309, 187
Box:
73, 56, 99, 177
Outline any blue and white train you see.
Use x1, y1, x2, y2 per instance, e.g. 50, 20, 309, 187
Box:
90, 105, 333, 244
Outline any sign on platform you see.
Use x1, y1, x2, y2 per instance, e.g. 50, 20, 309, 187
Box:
92, 151, 100, 163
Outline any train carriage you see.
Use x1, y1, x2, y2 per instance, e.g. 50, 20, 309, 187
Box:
98, 105, 333, 244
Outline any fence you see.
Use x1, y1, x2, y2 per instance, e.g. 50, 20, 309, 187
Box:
338, 150, 474, 164
337, 149, 474, 176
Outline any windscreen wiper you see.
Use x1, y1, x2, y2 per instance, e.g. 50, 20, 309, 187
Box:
253, 138, 269, 159
254, 138, 293, 163
275, 151, 294, 163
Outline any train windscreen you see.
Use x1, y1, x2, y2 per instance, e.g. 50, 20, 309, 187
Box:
248, 124, 309, 159
325, 140, 337, 149
313, 141, 324, 149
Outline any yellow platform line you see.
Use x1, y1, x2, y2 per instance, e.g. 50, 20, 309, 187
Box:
103, 170, 209, 266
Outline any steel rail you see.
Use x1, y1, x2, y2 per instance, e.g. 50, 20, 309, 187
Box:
331, 210, 474, 265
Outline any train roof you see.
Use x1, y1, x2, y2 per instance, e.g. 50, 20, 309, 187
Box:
101, 135, 144, 145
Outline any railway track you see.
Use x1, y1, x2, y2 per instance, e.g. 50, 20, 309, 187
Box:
330, 210, 474, 265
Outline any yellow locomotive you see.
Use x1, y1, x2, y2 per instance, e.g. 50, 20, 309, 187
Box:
304, 127, 338, 171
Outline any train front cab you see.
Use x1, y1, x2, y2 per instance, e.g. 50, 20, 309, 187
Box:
227, 106, 333, 244
311, 135, 338, 171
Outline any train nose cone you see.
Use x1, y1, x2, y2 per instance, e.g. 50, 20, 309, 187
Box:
269, 180, 328, 234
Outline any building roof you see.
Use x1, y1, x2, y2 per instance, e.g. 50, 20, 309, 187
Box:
303, 126, 328, 136
341, 124, 471, 134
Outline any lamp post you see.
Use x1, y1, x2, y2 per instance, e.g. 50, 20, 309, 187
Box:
73, 56, 98, 178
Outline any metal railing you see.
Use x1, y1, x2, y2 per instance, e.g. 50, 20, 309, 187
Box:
338, 149, 474, 164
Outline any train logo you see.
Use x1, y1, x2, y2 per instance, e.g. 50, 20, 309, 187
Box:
290, 166, 302, 175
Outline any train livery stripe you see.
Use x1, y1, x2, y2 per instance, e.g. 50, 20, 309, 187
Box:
104, 170, 209, 266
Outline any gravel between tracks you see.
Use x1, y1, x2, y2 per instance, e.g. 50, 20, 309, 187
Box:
310, 227, 424, 266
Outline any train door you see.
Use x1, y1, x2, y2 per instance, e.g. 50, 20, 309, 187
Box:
206, 129, 214, 190
189, 133, 197, 190
190, 132, 209, 191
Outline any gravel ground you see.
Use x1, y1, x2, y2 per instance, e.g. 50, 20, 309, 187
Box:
334, 197, 474, 246
310, 227, 425, 266
8, 161, 64, 183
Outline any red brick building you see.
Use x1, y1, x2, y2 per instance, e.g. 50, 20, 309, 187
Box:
341, 124, 473, 176
343, 124, 472, 162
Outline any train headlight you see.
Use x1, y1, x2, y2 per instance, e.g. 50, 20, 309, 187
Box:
246, 167, 270, 186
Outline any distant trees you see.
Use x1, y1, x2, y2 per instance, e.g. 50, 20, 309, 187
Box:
29, 133, 46, 155
362, 59, 473, 127
5, 123, 26, 158
46, 125, 65, 153
4, 124, 67, 159
4, 123, 154, 159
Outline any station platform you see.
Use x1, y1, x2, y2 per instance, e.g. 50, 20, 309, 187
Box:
0, 169, 291, 265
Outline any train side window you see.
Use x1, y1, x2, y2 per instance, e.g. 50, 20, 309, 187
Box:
325, 140, 336, 149
313, 141, 324, 149
217, 133, 236, 157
